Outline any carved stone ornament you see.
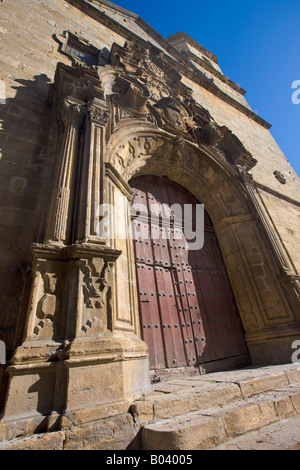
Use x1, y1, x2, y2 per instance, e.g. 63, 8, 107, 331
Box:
87, 101, 110, 126
154, 96, 194, 134
110, 41, 150, 75
195, 121, 224, 146
33, 271, 59, 339
61, 97, 86, 128
79, 258, 113, 336
82, 261, 109, 310
136, 57, 171, 102
217, 127, 258, 171
117, 78, 150, 115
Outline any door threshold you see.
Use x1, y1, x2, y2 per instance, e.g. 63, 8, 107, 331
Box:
150, 354, 251, 383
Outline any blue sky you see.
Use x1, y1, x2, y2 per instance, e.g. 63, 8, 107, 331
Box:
112, 0, 300, 177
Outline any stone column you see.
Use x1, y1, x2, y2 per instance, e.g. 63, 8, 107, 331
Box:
45, 97, 86, 245
74, 99, 110, 243
240, 171, 291, 272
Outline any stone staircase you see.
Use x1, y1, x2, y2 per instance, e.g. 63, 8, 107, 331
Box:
131, 364, 300, 450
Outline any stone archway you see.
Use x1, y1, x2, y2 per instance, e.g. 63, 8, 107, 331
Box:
105, 124, 299, 366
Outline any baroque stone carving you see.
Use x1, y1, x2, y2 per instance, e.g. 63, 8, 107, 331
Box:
87, 101, 110, 126
33, 271, 59, 339
79, 257, 114, 335
116, 77, 150, 116
217, 127, 258, 171
110, 41, 173, 105
61, 96, 86, 128
110, 41, 150, 75
136, 56, 171, 102
82, 261, 109, 309
153, 96, 194, 134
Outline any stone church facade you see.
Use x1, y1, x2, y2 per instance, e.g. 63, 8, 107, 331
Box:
0, 0, 300, 449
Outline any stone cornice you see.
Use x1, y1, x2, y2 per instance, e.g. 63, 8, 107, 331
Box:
167, 31, 219, 64
161, 53, 272, 130
182, 49, 247, 96
66, 0, 272, 130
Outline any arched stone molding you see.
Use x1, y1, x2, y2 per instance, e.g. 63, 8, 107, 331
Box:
104, 122, 300, 365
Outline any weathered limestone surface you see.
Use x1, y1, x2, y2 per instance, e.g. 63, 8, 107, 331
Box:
0, 364, 299, 450
0, 0, 299, 450
140, 364, 300, 450
0, 431, 65, 451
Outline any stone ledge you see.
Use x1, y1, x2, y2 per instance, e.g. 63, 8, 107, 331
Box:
0, 431, 65, 450
213, 414, 300, 450
132, 364, 300, 424
142, 384, 300, 450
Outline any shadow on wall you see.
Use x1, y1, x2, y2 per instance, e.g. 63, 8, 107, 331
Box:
0, 73, 56, 360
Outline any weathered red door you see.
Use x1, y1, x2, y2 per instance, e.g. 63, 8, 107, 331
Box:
130, 175, 249, 371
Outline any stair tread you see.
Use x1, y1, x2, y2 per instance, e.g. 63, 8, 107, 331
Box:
142, 383, 300, 450
212, 414, 300, 450
145, 383, 300, 429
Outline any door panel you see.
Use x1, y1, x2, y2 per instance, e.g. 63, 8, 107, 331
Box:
130, 175, 248, 371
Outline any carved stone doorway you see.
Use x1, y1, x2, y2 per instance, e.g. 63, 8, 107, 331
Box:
130, 175, 250, 373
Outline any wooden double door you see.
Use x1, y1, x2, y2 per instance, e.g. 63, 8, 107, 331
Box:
130, 175, 249, 371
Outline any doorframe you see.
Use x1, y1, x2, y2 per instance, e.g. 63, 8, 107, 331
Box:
105, 122, 300, 366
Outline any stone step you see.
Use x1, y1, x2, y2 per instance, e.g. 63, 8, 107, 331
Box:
132, 364, 300, 424
212, 415, 300, 450
141, 383, 300, 450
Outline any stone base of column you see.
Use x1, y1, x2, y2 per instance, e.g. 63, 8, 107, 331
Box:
0, 334, 149, 443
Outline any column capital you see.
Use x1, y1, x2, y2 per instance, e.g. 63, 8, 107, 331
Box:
87, 101, 110, 126
61, 97, 86, 127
